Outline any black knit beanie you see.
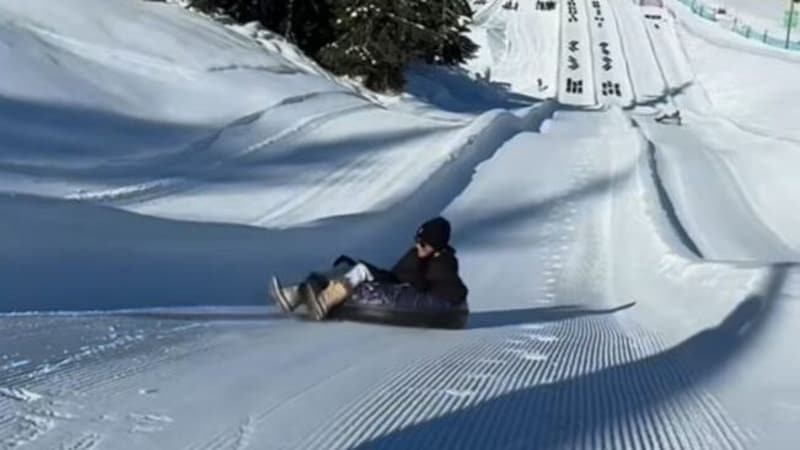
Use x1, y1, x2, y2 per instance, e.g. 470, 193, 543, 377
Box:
416, 217, 451, 250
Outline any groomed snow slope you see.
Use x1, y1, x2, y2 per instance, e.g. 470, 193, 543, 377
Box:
467, 0, 693, 106
636, 4, 800, 260
630, 10, 800, 446
2, 0, 800, 448
466, 0, 561, 99
608, 0, 669, 100
4, 103, 798, 448
667, 0, 800, 140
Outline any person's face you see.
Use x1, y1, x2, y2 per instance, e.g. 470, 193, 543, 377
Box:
415, 240, 435, 258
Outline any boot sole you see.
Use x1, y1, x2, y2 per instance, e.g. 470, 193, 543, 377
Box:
270, 276, 294, 313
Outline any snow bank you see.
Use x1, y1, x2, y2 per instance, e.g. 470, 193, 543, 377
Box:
0, 98, 555, 312
640, 116, 800, 261
0, 0, 560, 312
0, 0, 333, 121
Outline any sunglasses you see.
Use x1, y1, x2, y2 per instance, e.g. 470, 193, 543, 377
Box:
415, 237, 434, 248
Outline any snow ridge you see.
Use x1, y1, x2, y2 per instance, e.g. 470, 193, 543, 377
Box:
297, 316, 747, 449
639, 128, 703, 257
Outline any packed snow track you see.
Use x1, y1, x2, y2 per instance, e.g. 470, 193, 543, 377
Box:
2, 0, 800, 449
465, 0, 691, 105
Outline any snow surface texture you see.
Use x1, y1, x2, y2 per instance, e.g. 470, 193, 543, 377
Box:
464, 0, 692, 104
2, 0, 800, 448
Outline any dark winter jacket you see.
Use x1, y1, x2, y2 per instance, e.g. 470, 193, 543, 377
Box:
335, 247, 468, 305
388, 246, 469, 304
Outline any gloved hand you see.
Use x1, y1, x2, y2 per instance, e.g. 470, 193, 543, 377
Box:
333, 254, 357, 268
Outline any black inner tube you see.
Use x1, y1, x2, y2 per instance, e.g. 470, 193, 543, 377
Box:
330, 302, 469, 329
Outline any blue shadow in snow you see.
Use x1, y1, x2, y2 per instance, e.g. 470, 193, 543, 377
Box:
467, 302, 636, 329
404, 65, 539, 114
0, 91, 557, 313
352, 266, 790, 449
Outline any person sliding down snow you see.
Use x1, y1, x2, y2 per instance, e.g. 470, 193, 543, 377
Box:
270, 217, 468, 321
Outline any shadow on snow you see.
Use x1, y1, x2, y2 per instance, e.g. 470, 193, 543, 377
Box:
111, 302, 635, 331
352, 265, 791, 449
467, 302, 636, 329
0, 98, 557, 312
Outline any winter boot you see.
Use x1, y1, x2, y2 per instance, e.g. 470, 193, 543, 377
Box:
270, 276, 304, 313
303, 274, 353, 321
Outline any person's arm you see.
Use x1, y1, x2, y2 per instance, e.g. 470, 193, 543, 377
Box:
332, 254, 396, 283
358, 259, 397, 283
427, 253, 468, 304
333, 255, 357, 267
391, 248, 427, 290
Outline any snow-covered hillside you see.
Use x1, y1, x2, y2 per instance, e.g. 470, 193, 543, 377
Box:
2, 0, 800, 448
0, 0, 540, 311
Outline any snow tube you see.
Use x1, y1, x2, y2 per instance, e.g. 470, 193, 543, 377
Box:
329, 282, 469, 329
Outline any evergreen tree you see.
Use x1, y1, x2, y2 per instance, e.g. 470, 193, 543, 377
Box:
190, 0, 266, 23
436, 0, 478, 65
190, 0, 334, 58
319, 0, 434, 91
283, 0, 335, 57
412, 0, 477, 65
190, 0, 477, 92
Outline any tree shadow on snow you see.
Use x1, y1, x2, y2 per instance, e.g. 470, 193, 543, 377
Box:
115, 302, 636, 328
187, 126, 453, 188
404, 65, 540, 114
351, 265, 791, 449
0, 95, 209, 165
0, 90, 474, 196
